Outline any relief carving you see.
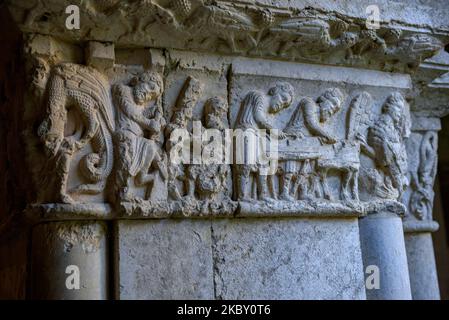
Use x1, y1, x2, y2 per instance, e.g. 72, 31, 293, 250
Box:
280, 88, 344, 201
358, 92, 411, 200
9, 1, 444, 72
112, 70, 167, 202
233, 82, 295, 201
31, 56, 412, 218
37, 63, 115, 204
409, 131, 438, 221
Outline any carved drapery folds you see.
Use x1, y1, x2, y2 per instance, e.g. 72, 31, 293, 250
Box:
25, 43, 416, 219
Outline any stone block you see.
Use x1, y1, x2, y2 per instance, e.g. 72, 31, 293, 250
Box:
211, 218, 366, 299
86, 41, 115, 69
117, 220, 214, 299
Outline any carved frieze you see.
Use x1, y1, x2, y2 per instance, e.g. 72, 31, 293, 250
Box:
25, 37, 414, 218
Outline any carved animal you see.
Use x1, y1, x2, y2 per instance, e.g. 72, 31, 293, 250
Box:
38, 63, 115, 203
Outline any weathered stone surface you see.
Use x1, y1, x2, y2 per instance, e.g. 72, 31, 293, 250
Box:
212, 218, 366, 299
117, 220, 214, 299
6, 0, 447, 72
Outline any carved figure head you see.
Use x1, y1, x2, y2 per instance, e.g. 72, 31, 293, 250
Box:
131, 71, 163, 105
318, 88, 345, 122
382, 92, 405, 126
268, 82, 294, 114
203, 96, 228, 129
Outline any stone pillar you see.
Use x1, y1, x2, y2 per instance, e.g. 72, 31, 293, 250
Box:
402, 116, 441, 300
359, 208, 412, 300
30, 221, 109, 299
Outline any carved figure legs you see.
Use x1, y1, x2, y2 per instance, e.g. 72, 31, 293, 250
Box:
257, 173, 271, 200
236, 165, 251, 201
280, 173, 295, 201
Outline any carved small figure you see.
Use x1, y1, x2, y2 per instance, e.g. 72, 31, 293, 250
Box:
113, 70, 167, 201
186, 97, 230, 201
234, 82, 294, 201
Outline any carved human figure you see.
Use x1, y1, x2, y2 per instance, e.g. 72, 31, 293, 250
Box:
409, 131, 438, 220
112, 70, 167, 201
234, 82, 294, 201
186, 97, 230, 201
281, 88, 344, 201
357, 92, 411, 199
37, 63, 115, 204
165, 76, 203, 200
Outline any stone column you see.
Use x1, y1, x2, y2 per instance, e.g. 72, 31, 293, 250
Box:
30, 221, 109, 299
402, 116, 441, 300
28, 204, 112, 299
359, 207, 412, 300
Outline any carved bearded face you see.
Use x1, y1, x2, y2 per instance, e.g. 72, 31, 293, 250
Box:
388, 104, 402, 126
133, 81, 161, 105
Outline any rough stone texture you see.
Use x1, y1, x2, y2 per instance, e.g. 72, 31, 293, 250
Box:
405, 232, 440, 300
212, 218, 366, 300
359, 213, 412, 300
117, 220, 214, 299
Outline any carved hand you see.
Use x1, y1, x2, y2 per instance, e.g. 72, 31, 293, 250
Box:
277, 131, 288, 139
355, 132, 367, 145
320, 135, 337, 144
